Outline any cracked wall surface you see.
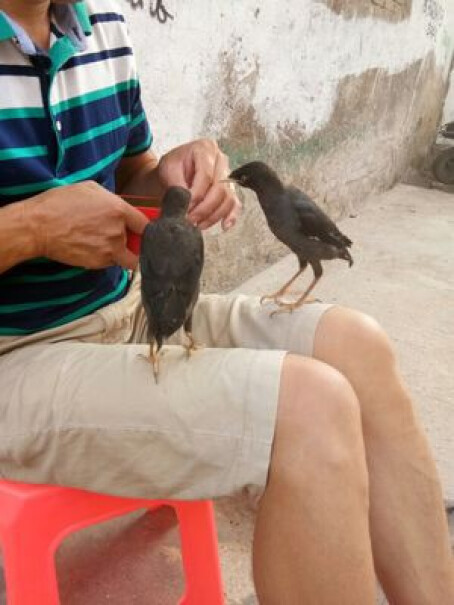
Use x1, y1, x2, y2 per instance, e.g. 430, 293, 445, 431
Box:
122, 0, 453, 291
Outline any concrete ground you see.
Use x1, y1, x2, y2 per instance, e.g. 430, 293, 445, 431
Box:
0, 184, 453, 604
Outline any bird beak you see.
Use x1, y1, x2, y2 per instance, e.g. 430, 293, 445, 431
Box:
219, 178, 237, 185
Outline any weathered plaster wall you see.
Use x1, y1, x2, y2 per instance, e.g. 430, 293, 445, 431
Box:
120, 0, 453, 290
441, 7, 454, 122
443, 74, 454, 122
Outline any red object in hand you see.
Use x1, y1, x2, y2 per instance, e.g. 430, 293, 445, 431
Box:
127, 206, 161, 255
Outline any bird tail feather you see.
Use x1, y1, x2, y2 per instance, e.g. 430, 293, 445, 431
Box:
158, 286, 188, 334
339, 248, 354, 267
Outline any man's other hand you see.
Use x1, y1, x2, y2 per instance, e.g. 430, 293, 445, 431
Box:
158, 138, 242, 231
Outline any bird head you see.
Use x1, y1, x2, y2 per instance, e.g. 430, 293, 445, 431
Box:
160, 186, 191, 218
227, 161, 283, 196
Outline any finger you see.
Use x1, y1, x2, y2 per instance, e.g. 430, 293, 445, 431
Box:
197, 195, 233, 230
189, 148, 215, 205
196, 149, 234, 228
221, 196, 242, 231
120, 199, 150, 234
188, 183, 226, 225
213, 150, 230, 181
193, 151, 229, 214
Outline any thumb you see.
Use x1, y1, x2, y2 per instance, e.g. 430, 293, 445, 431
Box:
121, 200, 149, 234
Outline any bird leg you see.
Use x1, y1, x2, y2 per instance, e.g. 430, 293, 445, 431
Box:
270, 275, 321, 318
260, 267, 305, 305
138, 340, 160, 384
183, 316, 204, 359
150, 341, 160, 383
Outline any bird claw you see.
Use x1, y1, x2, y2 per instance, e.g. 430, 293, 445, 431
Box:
288, 296, 321, 305
274, 298, 292, 307
269, 297, 320, 317
270, 304, 298, 318
269, 295, 321, 316
184, 342, 204, 359
260, 294, 282, 306
183, 332, 204, 359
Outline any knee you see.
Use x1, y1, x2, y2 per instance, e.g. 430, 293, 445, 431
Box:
272, 355, 368, 489
316, 307, 397, 373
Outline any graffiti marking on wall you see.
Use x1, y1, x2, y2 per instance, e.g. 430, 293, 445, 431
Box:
423, 0, 445, 40
124, 0, 174, 25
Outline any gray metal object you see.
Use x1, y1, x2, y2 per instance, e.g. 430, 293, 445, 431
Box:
433, 121, 454, 184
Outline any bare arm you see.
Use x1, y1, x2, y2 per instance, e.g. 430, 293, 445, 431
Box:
115, 149, 163, 199
0, 197, 40, 274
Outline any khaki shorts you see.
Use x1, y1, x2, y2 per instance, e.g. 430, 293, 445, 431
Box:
0, 273, 332, 500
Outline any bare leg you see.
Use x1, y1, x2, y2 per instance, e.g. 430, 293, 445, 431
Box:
314, 307, 454, 604
253, 354, 376, 604
260, 267, 305, 305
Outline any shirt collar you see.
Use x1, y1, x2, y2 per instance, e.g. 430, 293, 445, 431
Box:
0, 2, 91, 50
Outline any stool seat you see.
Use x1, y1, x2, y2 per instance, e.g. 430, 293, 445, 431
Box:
0, 480, 224, 604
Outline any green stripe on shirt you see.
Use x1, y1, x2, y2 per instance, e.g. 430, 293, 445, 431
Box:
44, 269, 129, 329
0, 289, 92, 314
63, 115, 130, 149
0, 106, 46, 121
52, 79, 139, 115
0, 145, 47, 161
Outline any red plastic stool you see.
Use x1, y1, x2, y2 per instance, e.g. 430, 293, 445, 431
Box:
0, 480, 224, 604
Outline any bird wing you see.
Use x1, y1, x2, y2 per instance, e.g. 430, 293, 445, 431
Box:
288, 187, 352, 248
140, 220, 204, 337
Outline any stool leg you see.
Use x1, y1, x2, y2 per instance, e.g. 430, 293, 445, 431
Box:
2, 534, 60, 605
174, 501, 224, 605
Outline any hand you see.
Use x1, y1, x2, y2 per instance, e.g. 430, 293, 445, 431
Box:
29, 181, 149, 269
158, 138, 241, 231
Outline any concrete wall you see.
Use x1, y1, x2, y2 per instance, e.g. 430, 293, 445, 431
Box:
120, 0, 454, 290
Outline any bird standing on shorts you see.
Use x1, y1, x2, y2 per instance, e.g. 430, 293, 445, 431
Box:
228, 161, 353, 316
140, 186, 204, 382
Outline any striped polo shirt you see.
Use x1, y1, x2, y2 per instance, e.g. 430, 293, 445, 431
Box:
0, 0, 152, 335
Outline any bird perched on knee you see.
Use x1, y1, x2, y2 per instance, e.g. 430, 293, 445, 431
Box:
228, 161, 353, 316
139, 186, 204, 382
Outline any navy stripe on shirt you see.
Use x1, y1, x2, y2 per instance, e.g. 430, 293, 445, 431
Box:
0, 64, 37, 76
90, 12, 125, 25
62, 46, 133, 71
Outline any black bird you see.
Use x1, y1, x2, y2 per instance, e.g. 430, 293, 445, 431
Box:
140, 186, 204, 381
228, 161, 353, 315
